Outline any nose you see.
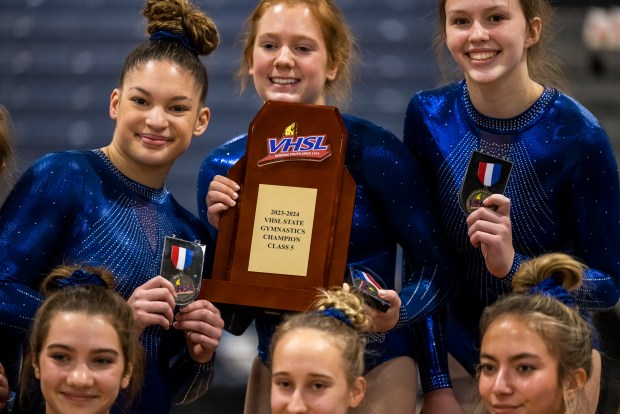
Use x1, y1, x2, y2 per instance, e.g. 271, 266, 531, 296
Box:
146, 106, 168, 130
66, 363, 94, 388
286, 389, 308, 413
274, 46, 294, 69
469, 20, 489, 42
491, 368, 513, 395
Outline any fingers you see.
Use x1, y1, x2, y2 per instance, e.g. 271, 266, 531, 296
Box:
207, 176, 240, 208
206, 176, 241, 229
366, 289, 401, 332
128, 276, 177, 331
206, 204, 226, 230
174, 300, 224, 338
482, 193, 510, 216
174, 300, 224, 364
378, 289, 401, 309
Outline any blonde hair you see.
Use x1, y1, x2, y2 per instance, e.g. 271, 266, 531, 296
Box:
270, 287, 371, 384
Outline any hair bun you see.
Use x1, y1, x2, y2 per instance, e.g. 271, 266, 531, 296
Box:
512, 252, 585, 294
143, 0, 219, 56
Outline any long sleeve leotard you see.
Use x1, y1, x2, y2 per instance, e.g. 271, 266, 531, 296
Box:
0, 149, 214, 413
404, 80, 620, 381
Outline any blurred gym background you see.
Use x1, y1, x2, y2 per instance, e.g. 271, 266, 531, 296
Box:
1, 0, 619, 412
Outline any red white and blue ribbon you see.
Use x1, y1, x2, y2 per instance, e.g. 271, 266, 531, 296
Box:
171, 245, 193, 271
477, 162, 501, 187
356, 270, 383, 291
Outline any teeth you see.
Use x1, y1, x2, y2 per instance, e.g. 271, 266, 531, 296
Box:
469, 52, 496, 61
271, 78, 298, 84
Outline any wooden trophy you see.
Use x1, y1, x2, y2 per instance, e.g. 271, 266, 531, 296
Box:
198, 100, 356, 311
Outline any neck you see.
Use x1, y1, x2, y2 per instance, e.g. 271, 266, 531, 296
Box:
466, 76, 544, 120
101, 145, 169, 189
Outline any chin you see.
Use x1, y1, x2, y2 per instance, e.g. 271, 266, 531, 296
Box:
265, 93, 300, 103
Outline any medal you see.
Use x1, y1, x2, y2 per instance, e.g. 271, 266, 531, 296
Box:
459, 151, 513, 215
466, 187, 493, 213
160, 236, 206, 305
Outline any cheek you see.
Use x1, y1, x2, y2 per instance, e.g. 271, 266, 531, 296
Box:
444, 32, 463, 56
477, 376, 493, 399
270, 391, 288, 412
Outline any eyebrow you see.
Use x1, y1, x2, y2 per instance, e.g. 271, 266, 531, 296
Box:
480, 352, 542, 363
256, 32, 319, 45
47, 344, 120, 355
128, 86, 194, 104
272, 371, 333, 380
446, 4, 508, 15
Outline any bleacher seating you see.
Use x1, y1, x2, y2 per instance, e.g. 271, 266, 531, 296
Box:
0, 0, 440, 212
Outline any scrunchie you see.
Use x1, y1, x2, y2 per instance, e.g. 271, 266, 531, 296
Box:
319, 307, 353, 328
528, 277, 576, 307
149, 30, 197, 52
55, 269, 107, 289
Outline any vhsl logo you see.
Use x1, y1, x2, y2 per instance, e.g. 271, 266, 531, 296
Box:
257, 122, 332, 166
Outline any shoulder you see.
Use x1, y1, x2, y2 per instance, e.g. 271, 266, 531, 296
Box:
341, 113, 398, 143
553, 93, 604, 129
547, 92, 610, 148
199, 134, 247, 178
340, 113, 416, 171
406, 82, 461, 115
26, 150, 93, 179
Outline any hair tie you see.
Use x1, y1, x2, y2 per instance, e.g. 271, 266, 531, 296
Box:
55, 269, 107, 289
150, 30, 197, 53
528, 277, 576, 307
319, 307, 353, 328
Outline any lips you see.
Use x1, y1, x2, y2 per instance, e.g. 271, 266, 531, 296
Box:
60, 391, 98, 403
468, 51, 498, 61
270, 77, 299, 85
490, 403, 521, 413
140, 134, 169, 147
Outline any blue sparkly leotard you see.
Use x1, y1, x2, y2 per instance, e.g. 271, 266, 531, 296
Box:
404, 80, 620, 386
0, 149, 214, 413
197, 113, 457, 379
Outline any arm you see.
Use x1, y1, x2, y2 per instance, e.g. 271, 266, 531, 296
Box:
168, 299, 224, 405
402, 96, 460, 401
196, 139, 256, 336
196, 136, 244, 231
565, 127, 620, 308
412, 311, 464, 414
363, 127, 458, 325
0, 153, 81, 337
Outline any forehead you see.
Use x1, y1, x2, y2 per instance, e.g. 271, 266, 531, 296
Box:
123, 60, 200, 96
256, 4, 324, 40
481, 315, 555, 360
274, 328, 344, 362
445, 0, 524, 13
44, 311, 120, 347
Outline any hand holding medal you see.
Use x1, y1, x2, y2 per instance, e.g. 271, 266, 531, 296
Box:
467, 194, 514, 277
460, 151, 515, 277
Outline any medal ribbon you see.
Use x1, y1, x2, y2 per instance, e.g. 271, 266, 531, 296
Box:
171, 245, 193, 271
477, 162, 501, 187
